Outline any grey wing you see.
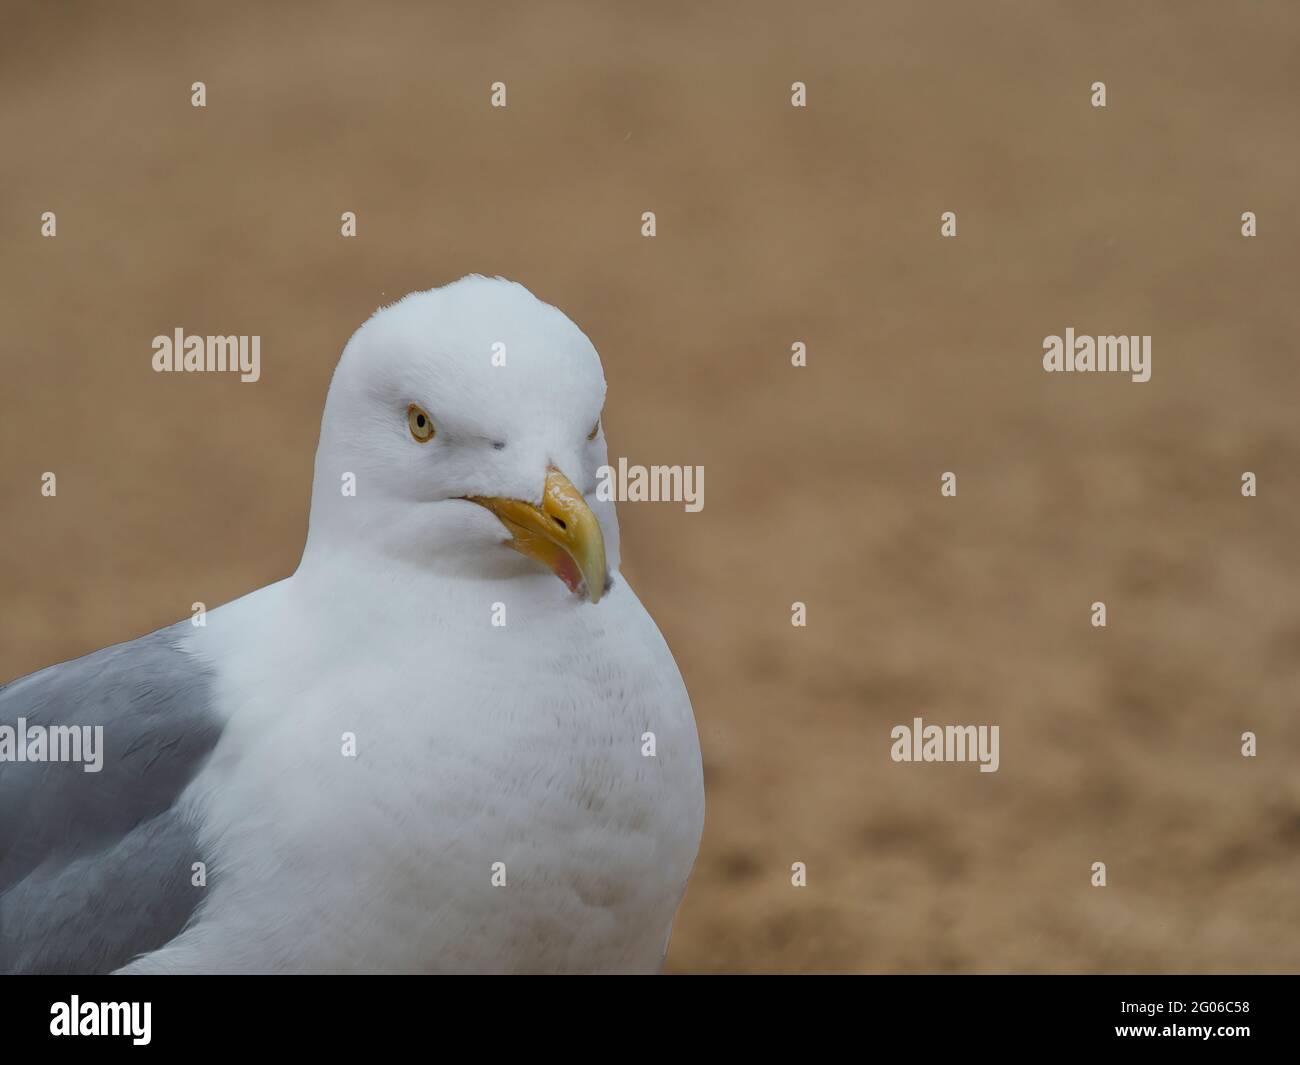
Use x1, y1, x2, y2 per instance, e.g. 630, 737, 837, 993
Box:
0, 621, 222, 973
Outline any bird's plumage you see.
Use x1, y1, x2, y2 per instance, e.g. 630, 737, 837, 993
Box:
0, 624, 221, 972
0, 276, 704, 973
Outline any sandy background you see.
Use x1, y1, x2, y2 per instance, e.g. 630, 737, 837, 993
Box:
2, 1, 1297, 972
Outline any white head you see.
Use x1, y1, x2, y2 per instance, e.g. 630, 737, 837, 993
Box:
301, 276, 618, 602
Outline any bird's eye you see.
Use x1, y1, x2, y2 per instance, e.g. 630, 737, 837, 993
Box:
407, 404, 436, 443
587, 420, 600, 441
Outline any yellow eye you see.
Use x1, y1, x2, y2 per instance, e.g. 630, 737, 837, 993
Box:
408, 404, 435, 443
587, 419, 600, 441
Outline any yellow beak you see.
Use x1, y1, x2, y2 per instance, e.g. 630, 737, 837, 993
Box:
467, 467, 609, 603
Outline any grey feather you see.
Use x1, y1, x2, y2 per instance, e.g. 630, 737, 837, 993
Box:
0, 622, 221, 973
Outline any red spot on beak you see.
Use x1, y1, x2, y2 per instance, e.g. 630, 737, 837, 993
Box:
554, 551, 582, 595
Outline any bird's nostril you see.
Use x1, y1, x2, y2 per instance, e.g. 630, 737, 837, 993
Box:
552, 516, 567, 530
492, 440, 506, 451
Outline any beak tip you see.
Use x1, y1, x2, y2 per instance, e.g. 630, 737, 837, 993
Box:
588, 570, 613, 605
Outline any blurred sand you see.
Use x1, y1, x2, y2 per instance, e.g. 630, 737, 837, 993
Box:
1, 0, 1297, 972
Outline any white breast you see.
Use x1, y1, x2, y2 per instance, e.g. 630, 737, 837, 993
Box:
121, 567, 704, 974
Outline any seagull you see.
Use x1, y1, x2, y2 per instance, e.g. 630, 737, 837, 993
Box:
0, 276, 705, 974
